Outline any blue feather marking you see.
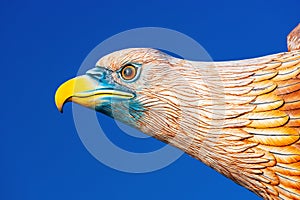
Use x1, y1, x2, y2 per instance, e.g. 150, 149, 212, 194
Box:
95, 99, 145, 125
88, 66, 145, 125
128, 100, 145, 120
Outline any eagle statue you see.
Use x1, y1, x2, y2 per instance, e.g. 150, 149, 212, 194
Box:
55, 24, 300, 199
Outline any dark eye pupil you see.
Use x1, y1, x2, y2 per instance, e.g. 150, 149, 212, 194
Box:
124, 67, 133, 76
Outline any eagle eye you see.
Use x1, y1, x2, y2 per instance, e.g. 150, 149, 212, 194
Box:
118, 63, 141, 82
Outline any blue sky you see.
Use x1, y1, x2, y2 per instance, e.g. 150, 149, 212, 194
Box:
1, 0, 300, 199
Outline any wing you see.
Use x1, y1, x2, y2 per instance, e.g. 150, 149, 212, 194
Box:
288, 23, 300, 52
213, 50, 300, 199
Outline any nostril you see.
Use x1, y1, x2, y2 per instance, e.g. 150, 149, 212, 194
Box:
86, 67, 106, 80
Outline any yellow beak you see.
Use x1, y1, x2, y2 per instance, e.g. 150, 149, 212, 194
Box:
55, 75, 134, 113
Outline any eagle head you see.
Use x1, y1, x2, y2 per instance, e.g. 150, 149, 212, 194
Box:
55, 48, 201, 143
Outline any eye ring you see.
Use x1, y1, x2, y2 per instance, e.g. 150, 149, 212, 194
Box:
118, 63, 141, 82
121, 64, 136, 80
